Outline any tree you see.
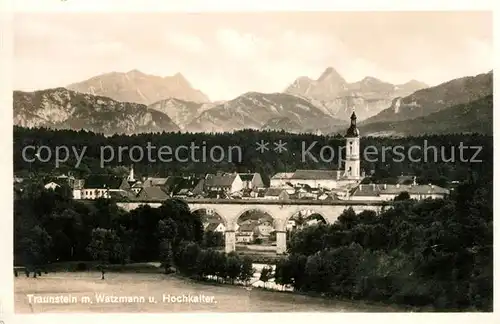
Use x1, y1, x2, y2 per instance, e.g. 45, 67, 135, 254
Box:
203, 231, 224, 248
177, 242, 202, 276
275, 258, 293, 289
260, 265, 273, 289
157, 218, 178, 272
225, 252, 242, 284
394, 191, 411, 201
19, 225, 52, 275
86, 228, 122, 266
239, 256, 255, 286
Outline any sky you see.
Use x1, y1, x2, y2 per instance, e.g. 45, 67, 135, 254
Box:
13, 11, 492, 101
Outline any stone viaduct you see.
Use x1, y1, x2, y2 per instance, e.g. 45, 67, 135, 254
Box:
116, 199, 389, 254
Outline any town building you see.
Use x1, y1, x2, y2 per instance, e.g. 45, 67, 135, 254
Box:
136, 186, 170, 201
349, 183, 450, 201
238, 173, 265, 190
204, 172, 243, 194
264, 188, 289, 200
236, 223, 257, 243
269, 111, 363, 191
77, 175, 131, 199
44, 182, 60, 190
256, 221, 274, 236
205, 222, 226, 233
270, 172, 294, 187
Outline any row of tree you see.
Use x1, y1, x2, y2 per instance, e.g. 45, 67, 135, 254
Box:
14, 126, 493, 187
274, 180, 493, 311
14, 181, 205, 270
174, 242, 255, 284
14, 172, 492, 311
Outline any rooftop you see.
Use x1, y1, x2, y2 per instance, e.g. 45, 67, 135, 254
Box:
205, 222, 224, 232
238, 223, 257, 232
205, 173, 238, 188
142, 177, 168, 187
351, 183, 450, 197
271, 172, 294, 180
136, 186, 170, 201
239, 173, 255, 181
291, 169, 342, 180
84, 175, 128, 190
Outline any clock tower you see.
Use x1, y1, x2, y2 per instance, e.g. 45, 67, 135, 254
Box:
344, 110, 361, 180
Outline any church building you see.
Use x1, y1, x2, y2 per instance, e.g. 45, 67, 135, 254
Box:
270, 111, 363, 191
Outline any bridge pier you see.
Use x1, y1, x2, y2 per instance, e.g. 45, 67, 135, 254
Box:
225, 230, 236, 253
116, 200, 386, 256
276, 231, 287, 254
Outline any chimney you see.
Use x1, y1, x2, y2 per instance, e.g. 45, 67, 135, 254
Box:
383, 184, 387, 190
359, 184, 363, 190
396, 183, 400, 188
371, 183, 375, 190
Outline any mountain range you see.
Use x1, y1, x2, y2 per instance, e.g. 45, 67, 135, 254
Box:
359, 95, 493, 137
184, 92, 346, 133
13, 68, 493, 136
13, 88, 180, 135
361, 71, 493, 125
67, 70, 209, 105
284, 67, 429, 121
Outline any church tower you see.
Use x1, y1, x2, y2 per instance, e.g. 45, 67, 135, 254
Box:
127, 164, 135, 182
344, 110, 361, 180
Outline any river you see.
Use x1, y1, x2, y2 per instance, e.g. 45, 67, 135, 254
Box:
14, 271, 403, 312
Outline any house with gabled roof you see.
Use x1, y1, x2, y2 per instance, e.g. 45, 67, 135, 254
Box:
238, 173, 264, 190
78, 175, 131, 200
142, 177, 169, 188
264, 188, 289, 200
130, 181, 144, 194
136, 186, 170, 201
270, 172, 294, 187
205, 222, 226, 233
236, 223, 257, 243
44, 181, 61, 190
204, 172, 243, 194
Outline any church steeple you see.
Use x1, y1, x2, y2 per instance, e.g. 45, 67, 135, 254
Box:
344, 107, 361, 180
127, 164, 135, 182
346, 109, 359, 137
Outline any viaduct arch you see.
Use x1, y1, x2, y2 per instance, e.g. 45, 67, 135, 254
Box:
116, 199, 387, 254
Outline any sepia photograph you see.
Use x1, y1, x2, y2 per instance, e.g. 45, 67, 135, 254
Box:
9, 8, 493, 315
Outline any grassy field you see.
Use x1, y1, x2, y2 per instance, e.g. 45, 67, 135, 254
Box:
15, 272, 405, 313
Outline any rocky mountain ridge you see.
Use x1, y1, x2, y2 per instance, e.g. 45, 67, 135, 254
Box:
185, 92, 347, 133
285, 67, 428, 121
14, 88, 180, 135
361, 71, 493, 125
67, 70, 209, 105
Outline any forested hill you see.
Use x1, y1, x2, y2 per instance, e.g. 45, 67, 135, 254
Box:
14, 127, 492, 187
